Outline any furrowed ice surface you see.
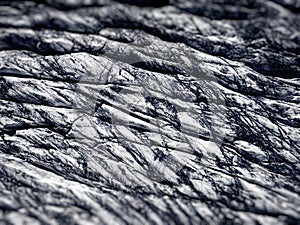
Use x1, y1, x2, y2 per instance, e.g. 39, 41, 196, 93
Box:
0, 0, 299, 225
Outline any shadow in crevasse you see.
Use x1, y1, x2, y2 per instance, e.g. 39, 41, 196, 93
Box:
115, 0, 169, 7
